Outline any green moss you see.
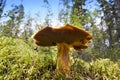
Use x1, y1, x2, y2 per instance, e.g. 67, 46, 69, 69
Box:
0, 36, 120, 80
0, 36, 55, 80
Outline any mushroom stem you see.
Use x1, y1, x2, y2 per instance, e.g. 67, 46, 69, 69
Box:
56, 43, 70, 77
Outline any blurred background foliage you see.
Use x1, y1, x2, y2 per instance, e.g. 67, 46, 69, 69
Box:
0, 0, 120, 79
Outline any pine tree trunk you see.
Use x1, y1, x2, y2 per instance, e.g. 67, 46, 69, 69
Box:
115, 0, 120, 46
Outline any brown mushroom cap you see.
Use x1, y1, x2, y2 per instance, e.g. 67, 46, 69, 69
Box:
33, 24, 92, 50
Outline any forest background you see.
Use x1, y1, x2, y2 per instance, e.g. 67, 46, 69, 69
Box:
0, 0, 120, 79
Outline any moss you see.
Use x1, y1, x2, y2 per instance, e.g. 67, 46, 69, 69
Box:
0, 36, 120, 80
0, 36, 55, 80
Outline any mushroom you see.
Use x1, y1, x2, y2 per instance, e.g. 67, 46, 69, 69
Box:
32, 24, 92, 77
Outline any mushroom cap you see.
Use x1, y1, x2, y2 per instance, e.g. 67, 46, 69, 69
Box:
33, 24, 92, 50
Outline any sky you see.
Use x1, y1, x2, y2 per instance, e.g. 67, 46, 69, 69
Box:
4, 0, 62, 27
5, 0, 59, 15
3, 0, 99, 27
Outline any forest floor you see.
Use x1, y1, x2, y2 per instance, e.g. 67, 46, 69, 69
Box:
0, 36, 120, 80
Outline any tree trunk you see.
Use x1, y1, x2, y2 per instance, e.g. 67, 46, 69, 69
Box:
0, 0, 6, 18
114, 0, 120, 47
